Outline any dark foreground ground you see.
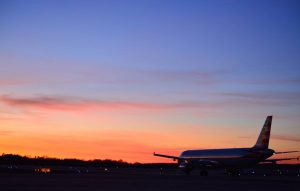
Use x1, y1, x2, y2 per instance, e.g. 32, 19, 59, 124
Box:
0, 167, 299, 191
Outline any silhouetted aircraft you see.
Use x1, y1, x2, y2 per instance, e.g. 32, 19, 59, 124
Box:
154, 116, 299, 175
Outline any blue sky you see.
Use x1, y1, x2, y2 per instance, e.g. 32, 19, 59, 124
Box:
0, 0, 299, 161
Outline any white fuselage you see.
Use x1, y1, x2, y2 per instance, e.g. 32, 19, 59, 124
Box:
179, 148, 274, 167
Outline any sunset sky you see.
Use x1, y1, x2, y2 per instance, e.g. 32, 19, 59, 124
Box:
0, 0, 299, 163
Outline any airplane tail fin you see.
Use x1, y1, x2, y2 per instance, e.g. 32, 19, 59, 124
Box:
253, 116, 272, 149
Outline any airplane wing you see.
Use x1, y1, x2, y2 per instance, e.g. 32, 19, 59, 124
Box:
262, 157, 299, 164
153, 153, 183, 161
275, 151, 299, 154
153, 153, 220, 166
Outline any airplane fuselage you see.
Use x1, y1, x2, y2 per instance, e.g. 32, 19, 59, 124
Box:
179, 148, 274, 168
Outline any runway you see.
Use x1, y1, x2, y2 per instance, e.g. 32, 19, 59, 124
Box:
0, 168, 299, 191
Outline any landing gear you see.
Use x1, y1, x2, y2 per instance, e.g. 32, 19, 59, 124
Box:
200, 169, 208, 176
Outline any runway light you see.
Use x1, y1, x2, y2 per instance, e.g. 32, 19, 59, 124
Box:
34, 168, 51, 173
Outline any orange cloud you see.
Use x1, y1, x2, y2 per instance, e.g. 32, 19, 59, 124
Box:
239, 134, 300, 143
272, 134, 300, 143
0, 130, 12, 136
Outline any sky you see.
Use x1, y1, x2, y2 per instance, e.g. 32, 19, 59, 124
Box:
0, 0, 299, 163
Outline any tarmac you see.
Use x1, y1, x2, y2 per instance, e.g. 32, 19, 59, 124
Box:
0, 167, 299, 191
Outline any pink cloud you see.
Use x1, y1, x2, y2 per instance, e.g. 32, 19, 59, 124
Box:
0, 80, 29, 86
0, 94, 215, 112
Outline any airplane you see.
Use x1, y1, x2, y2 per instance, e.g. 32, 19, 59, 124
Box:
153, 116, 299, 176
